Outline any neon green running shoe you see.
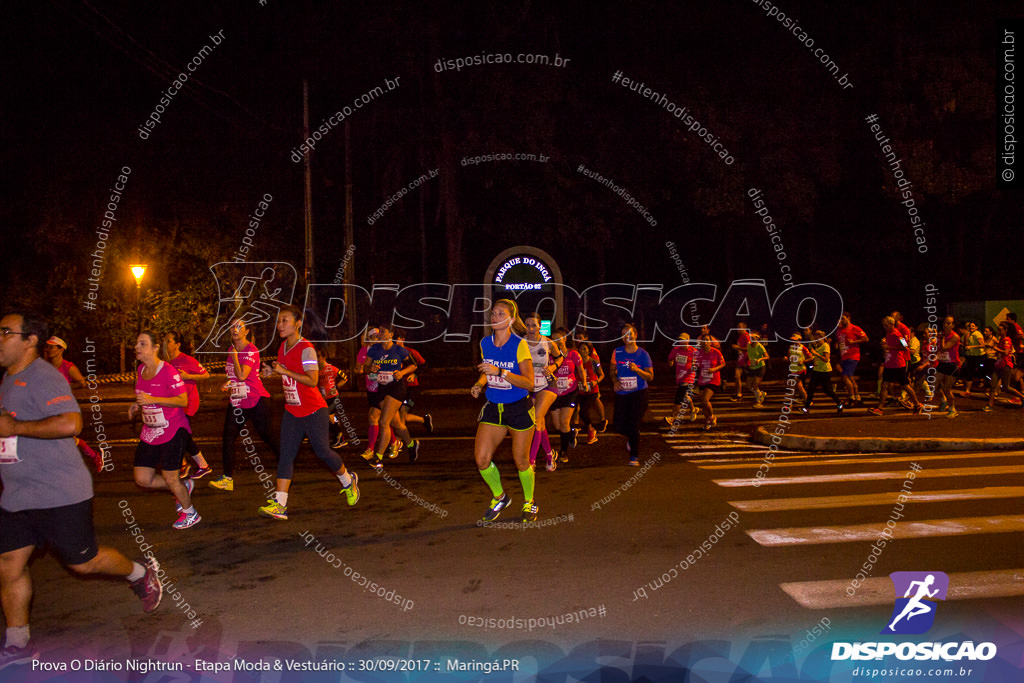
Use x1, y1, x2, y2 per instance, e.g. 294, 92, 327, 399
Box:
258, 500, 288, 520
341, 472, 360, 506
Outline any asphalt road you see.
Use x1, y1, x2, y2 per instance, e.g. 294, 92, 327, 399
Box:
10, 381, 1024, 678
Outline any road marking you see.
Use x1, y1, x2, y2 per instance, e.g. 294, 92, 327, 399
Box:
700, 451, 1016, 470
713, 464, 1024, 487
747, 514, 1024, 546
780, 568, 1024, 608
730, 486, 1024, 512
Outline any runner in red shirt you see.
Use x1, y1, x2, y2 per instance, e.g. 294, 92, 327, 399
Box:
984, 321, 1024, 411
258, 306, 359, 520
44, 336, 102, 471
316, 347, 348, 449
163, 332, 213, 480
835, 312, 868, 403
730, 324, 750, 401
868, 316, 923, 416
666, 333, 700, 426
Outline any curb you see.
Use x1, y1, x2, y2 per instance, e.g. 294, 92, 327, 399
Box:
752, 425, 1024, 453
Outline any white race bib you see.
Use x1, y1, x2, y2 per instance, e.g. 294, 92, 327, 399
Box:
377, 371, 394, 386
486, 374, 512, 390
557, 376, 570, 390
620, 376, 638, 391
141, 405, 169, 429
230, 381, 250, 406
0, 436, 20, 464
282, 376, 301, 405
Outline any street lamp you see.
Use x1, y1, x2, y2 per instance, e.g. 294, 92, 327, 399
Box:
130, 264, 147, 334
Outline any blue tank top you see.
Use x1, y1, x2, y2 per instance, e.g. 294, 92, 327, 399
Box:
480, 333, 531, 403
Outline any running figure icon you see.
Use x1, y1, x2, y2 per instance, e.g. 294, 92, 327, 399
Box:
882, 571, 949, 635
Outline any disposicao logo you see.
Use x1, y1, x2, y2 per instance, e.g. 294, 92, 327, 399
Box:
831, 571, 997, 662
882, 571, 949, 635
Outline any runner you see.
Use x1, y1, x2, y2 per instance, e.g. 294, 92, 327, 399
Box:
258, 305, 360, 520
209, 319, 278, 492
610, 324, 654, 464
935, 316, 961, 418
800, 330, 844, 414
548, 326, 587, 464
869, 316, 924, 416
363, 324, 420, 469
729, 323, 750, 401
470, 299, 537, 522
129, 331, 201, 529
355, 328, 398, 461
575, 331, 608, 434
43, 337, 85, 389
666, 333, 699, 426
962, 322, 987, 396
835, 312, 868, 403
524, 313, 560, 471
44, 337, 102, 471
577, 342, 605, 444
316, 347, 347, 449
745, 332, 769, 408
786, 332, 809, 404
0, 313, 162, 668
696, 334, 726, 432
984, 321, 1024, 411
162, 331, 213, 480
394, 332, 433, 437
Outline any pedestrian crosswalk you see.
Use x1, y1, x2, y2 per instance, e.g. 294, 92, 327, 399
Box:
690, 447, 1024, 609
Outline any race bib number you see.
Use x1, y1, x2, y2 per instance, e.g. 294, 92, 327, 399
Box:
0, 437, 20, 464
282, 376, 301, 405
141, 405, 169, 429
557, 376, 570, 391
230, 381, 250, 405
620, 376, 638, 391
377, 371, 394, 386
486, 374, 512, 390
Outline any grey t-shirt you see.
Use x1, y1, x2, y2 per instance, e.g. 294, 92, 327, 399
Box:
0, 358, 91, 511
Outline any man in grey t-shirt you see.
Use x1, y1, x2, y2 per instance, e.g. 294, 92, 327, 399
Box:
0, 312, 162, 669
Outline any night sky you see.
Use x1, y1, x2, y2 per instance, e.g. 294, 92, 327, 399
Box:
4, 1, 1022, 353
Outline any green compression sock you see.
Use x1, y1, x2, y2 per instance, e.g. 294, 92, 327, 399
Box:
518, 466, 535, 502
480, 463, 503, 498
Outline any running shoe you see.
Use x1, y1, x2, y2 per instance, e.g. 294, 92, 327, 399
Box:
664, 416, 675, 426
759, 390, 767, 403
370, 456, 383, 473
521, 501, 538, 522
387, 441, 400, 459
711, 415, 717, 428
629, 457, 640, 466
867, 407, 884, 416
179, 462, 191, 479
258, 500, 288, 520
424, 414, 434, 433
729, 395, 742, 402
360, 448, 376, 461
175, 479, 195, 513
836, 403, 845, 414
408, 440, 420, 463
188, 465, 213, 480
546, 453, 557, 472
129, 556, 163, 613
482, 492, 511, 522
946, 408, 959, 418
173, 508, 201, 530
752, 402, 764, 409
587, 427, 598, 445
598, 419, 608, 433
208, 475, 234, 491
341, 471, 360, 505
569, 428, 578, 449
331, 434, 346, 449
799, 407, 809, 414
982, 405, 993, 412
0, 642, 37, 670
690, 407, 700, 422
898, 397, 913, 410
559, 453, 569, 464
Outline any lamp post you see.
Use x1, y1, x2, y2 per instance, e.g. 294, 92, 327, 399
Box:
130, 264, 147, 334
